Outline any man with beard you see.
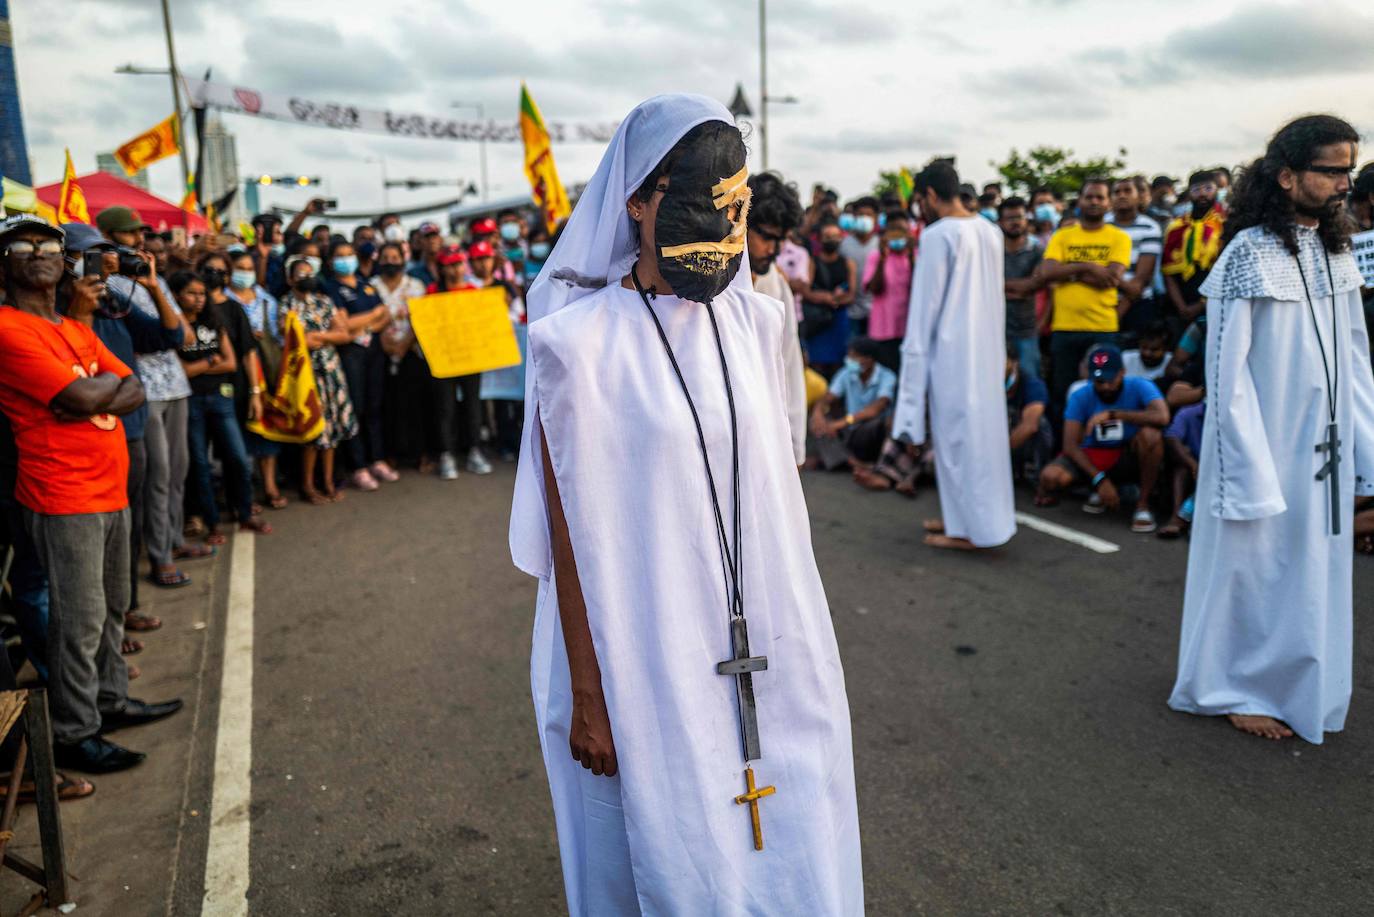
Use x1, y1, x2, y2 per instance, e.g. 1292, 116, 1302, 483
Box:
1036, 178, 1132, 411
509, 96, 861, 914
1168, 115, 1374, 744
0, 216, 182, 773
1162, 170, 1225, 337
747, 171, 807, 464
892, 160, 1016, 550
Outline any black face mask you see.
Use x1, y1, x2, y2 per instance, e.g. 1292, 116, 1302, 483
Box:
294, 275, 319, 293
820, 240, 841, 255
377, 262, 404, 277
201, 268, 227, 289
653, 124, 749, 304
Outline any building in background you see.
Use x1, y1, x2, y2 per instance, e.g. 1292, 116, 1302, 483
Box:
201, 115, 245, 227
0, 0, 32, 185
97, 151, 149, 191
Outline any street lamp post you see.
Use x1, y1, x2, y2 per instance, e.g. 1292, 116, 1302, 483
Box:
451, 101, 489, 202
158, 0, 191, 196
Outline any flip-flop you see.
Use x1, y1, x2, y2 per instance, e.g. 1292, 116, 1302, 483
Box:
1131, 510, 1158, 534
125, 612, 163, 632
205, 532, 228, 546
173, 543, 216, 560
148, 569, 191, 589
267, 494, 289, 510
0, 773, 96, 804
240, 518, 273, 534
121, 638, 144, 656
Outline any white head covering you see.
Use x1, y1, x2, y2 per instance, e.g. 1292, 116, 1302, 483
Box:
510, 93, 749, 577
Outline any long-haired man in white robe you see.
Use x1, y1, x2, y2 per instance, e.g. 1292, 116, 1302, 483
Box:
508, 95, 862, 915
1168, 115, 1374, 744
891, 161, 1017, 550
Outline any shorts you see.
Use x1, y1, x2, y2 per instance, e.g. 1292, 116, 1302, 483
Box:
1049, 444, 1140, 486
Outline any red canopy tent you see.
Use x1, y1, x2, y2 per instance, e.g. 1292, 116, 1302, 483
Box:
35, 171, 211, 234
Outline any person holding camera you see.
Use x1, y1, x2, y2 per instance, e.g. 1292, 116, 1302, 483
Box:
0, 215, 183, 773
97, 207, 208, 597
61, 223, 191, 646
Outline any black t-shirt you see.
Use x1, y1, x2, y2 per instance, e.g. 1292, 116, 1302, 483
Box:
179, 311, 234, 397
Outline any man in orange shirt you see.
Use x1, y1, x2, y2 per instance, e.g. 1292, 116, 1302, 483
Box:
0, 216, 181, 774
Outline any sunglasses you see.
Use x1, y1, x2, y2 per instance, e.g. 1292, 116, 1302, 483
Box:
4, 239, 63, 257
752, 229, 786, 245
1303, 165, 1354, 179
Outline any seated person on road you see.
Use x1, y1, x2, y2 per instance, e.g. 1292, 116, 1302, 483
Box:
1121, 321, 1172, 382
1036, 343, 1169, 533
1157, 401, 1205, 540
1006, 344, 1052, 482
1160, 315, 1206, 408
807, 336, 895, 471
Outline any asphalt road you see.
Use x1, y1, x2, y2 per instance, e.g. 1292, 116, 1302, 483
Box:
14, 464, 1371, 916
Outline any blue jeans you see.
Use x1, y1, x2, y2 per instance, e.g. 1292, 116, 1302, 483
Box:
1008, 335, 1042, 380
1, 496, 50, 681
186, 391, 254, 529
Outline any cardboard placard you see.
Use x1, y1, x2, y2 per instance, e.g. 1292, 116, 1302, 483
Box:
1352, 229, 1374, 287
409, 287, 521, 379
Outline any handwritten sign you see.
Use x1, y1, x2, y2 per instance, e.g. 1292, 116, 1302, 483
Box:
1352, 229, 1374, 287
480, 323, 528, 401
409, 287, 521, 379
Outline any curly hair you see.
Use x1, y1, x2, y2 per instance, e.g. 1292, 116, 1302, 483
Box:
1223, 114, 1360, 255
746, 171, 803, 233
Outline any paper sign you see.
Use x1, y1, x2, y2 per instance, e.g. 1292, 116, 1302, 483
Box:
409, 287, 521, 379
1352, 229, 1374, 287
480, 322, 528, 401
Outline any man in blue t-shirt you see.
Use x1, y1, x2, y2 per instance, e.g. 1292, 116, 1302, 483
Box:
807, 336, 896, 470
1036, 343, 1169, 532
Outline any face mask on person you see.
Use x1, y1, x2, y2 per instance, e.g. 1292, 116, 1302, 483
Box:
378, 261, 404, 277
652, 124, 750, 305
200, 267, 227, 289
1173, 202, 1192, 218
844, 356, 862, 373
838, 213, 856, 232
383, 224, 405, 243
877, 213, 888, 230
332, 255, 358, 276
357, 241, 377, 259
499, 222, 521, 242
980, 208, 998, 222
230, 269, 256, 289
294, 274, 319, 293
821, 239, 841, 254
1158, 193, 1176, 210
530, 242, 551, 260
1216, 187, 1229, 204
303, 256, 322, 274
888, 237, 908, 252
1034, 203, 1058, 224
853, 215, 875, 235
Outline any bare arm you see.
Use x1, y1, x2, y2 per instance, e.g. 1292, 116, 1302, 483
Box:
829, 260, 858, 307
105, 375, 145, 416
51, 373, 144, 417
541, 422, 618, 778
1009, 402, 1045, 450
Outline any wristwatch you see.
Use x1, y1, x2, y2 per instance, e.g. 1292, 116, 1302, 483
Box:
844, 414, 856, 427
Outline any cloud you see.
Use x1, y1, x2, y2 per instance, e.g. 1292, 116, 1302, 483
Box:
230, 19, 415, 97
1172, 3, 1374, 78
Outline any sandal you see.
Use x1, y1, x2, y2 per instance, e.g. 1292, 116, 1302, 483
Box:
205, 532, 228, 546
240, 518, 273, 534
173, 543, 216, 560
0, 772, 96, 804
1131, 509, 1158, 534
1033, 493, 1059, 508
121, 638, 144, 656
1156, 518, 1189, 540
267, 493, 288, 510
301, 489, 330, 506
125, 612, 163, 632
149, 568, 191, 589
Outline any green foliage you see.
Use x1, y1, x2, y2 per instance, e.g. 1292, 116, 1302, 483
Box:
873, 167, 918, 200
992, 146, 1129, 197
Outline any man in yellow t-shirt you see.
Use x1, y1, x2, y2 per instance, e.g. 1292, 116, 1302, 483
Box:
1035, 178, 1132, 408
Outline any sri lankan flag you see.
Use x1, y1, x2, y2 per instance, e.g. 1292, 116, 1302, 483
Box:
57, 149, 91, 225
247, 310, 326, 444
520, 83, 571, 232
115, 114, 180, 176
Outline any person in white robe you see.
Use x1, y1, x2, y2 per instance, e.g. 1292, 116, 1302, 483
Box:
509, 94, 863, 915
1169, 116, 1374, 744
891, 161, 1017, 549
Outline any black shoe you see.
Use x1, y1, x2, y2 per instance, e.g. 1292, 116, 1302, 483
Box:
53, 736, 146, 774
100, 697, 184, 732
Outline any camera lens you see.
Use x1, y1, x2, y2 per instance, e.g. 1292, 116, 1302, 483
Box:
116, 246, 150, 278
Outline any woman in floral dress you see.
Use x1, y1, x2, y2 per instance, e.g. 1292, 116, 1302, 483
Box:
280, 257, 357, 504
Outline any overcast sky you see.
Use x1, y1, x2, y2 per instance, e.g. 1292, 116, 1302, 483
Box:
13, 0, 1374, 221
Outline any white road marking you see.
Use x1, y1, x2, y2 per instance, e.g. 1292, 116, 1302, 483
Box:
202, 532, 254, 917
1015, 511, 1121, 554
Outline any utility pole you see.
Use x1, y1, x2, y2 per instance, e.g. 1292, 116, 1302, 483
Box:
158, 0, 192, 200
759, 0, 768, 170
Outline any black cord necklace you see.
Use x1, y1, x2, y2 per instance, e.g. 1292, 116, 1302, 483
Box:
630, 267, 744, 622
1293, 242, 1339, 425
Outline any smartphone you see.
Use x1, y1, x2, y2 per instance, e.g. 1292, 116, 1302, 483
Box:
83, 250, 105, 278
170, 226, 187, 247
320, 198, 338, 210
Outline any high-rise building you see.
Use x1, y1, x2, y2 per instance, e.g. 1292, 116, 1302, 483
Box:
201, 115, 245, 227
0, 0, 33, 185
97, 152, 150, 191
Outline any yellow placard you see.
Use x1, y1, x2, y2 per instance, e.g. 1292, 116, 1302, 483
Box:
408, 287, 521, 379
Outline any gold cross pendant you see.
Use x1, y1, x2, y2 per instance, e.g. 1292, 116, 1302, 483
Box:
733, 766, 777, 851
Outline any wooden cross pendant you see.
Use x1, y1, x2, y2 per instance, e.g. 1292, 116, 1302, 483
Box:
733, 766, 776, 851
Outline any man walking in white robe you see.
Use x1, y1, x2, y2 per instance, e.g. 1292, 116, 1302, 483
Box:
1169, 115, 1374, 743
892, 161, 1016, 549
509, 95, 862, 915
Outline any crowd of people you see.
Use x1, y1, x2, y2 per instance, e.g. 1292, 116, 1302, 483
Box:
742, 161, 1374, 544
0, 199, 542, 791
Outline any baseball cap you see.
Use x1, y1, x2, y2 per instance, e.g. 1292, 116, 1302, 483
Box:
436, 244, 467, 266
470, 217, 497, 236
467, 239, 495, 259
0, 213, 64, 246
418, 221, 442, 236
95, 206, 150, 235
61, 223, 115, 252
1151, 175, 1176, 191
1087, 344, 1124, 381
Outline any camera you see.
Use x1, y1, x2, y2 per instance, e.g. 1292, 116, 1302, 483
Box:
116, 245, 150, 278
